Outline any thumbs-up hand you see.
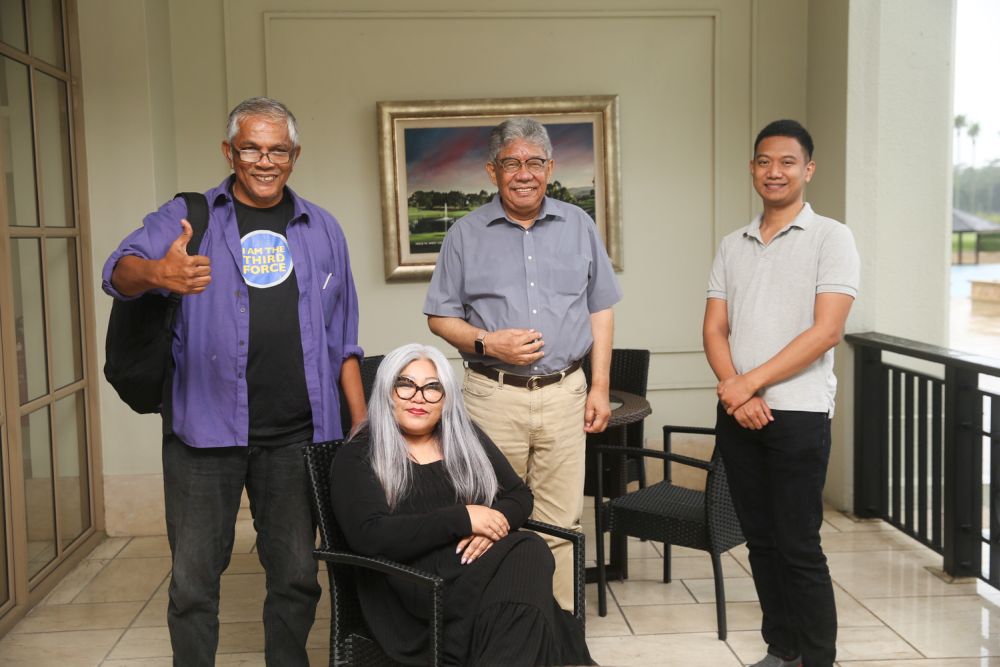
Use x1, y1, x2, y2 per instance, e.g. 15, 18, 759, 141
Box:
157, 219, 212, 294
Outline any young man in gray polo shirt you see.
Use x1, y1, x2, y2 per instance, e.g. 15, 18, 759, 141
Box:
425, 117, 622, 611
703, 120, 859, 667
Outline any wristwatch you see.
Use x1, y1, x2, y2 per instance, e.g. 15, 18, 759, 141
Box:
474, 331, 488, 356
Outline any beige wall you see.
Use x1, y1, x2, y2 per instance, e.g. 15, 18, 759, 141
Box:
78, 0, 954, 532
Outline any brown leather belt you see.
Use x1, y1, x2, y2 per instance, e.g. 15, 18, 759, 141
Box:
467, 359, 583, 390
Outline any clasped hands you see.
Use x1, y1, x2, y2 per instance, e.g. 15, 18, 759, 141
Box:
459, 505, 510, 565
717, 373, 773, 430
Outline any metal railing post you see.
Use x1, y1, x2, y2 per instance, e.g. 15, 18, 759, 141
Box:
853, 344, 884, 518
943, 365, 982, 578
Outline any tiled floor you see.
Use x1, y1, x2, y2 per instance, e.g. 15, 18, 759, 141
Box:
2, 504, 1000, 666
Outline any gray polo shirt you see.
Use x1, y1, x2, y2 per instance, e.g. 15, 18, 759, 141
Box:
707, 203, 860, 414
424, 196, 622, 375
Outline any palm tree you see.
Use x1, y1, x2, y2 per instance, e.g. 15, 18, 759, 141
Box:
968, 122, 980, 167
954, 114, 967, 164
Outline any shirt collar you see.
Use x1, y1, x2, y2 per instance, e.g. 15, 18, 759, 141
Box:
212, 176, 310, 224
483, 195, 562, 227
744, 202, 814, 242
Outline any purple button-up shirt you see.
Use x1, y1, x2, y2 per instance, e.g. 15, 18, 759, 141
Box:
103, 178, 363, 447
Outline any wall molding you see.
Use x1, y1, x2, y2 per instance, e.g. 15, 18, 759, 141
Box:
256, 7, 723, 256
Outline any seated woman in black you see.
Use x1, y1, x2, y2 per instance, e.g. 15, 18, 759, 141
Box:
330, 343, 593, 667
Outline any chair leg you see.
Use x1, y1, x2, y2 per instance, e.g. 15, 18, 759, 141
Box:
595, 502, 608, 617
662, 543, 671, 583
711, 552, 727, 640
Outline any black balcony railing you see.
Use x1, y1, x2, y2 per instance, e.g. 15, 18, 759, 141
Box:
847, 332, 1000, 587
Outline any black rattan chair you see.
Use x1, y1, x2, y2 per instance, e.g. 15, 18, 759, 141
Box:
592, 425, 744, 640
583, 348, 651, 494
303, 440, 587, 666
339, 355, 385, 437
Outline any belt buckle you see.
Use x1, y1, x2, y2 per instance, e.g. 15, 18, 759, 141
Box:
526, 375, 541, 391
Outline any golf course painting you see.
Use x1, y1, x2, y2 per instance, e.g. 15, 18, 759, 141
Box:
402, 122, 597, 255
377, 96, 621, 281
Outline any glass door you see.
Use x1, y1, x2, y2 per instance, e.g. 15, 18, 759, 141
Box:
0, 0, 97, 628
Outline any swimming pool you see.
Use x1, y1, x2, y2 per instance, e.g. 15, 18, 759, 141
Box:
951, 262, 1000, 298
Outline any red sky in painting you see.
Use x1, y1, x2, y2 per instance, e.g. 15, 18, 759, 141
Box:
404, 122, 596, 195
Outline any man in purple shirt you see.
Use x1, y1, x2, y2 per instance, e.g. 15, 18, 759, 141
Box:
103, 97, 364, 666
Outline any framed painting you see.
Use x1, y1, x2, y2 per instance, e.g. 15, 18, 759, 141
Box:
377, 95, 621, 281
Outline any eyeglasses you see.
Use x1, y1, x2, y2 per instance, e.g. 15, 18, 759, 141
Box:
393, 378, 445, 403
230, 145, 294, 165
495, 157, 549, 174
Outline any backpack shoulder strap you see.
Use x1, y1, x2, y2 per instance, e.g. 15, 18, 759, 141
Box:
175, 192, 210, 254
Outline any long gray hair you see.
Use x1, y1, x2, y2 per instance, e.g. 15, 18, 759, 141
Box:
365, 344, 499, 510
488, 117, 553, 162
226, 96, 300, 147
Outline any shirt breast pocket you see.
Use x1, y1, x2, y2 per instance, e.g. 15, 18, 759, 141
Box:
544, 254, 591, 297
318, 266, 344, 324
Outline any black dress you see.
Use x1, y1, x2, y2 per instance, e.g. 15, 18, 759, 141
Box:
330, 430, 593, 667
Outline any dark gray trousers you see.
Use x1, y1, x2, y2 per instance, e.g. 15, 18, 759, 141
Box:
162, 434, 319, 666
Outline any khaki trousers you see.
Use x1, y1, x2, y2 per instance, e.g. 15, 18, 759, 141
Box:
462, 366, 587, 612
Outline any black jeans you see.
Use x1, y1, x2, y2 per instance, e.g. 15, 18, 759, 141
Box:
162, 434, 320, 667
716, 404, 837, 667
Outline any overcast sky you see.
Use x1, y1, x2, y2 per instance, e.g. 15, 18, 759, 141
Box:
953, 0, 1000, 167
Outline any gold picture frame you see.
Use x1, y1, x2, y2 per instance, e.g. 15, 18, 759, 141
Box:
377, 95, 622, 282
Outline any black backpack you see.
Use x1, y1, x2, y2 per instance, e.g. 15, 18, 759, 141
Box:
104, 192, 210, 414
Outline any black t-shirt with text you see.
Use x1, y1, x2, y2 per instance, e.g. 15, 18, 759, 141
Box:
233, 190, 312, 446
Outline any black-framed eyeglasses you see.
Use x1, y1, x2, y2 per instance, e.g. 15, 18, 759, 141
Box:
393, 378, 445, 403
230, 145, 294, 165
496, 157, 549, 174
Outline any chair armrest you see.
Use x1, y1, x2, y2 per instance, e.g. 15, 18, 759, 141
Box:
315, 548, 445, 664
591, 444, 712, 471
522, 519, 586, 628
524, 519, 582, 545
662, 424, 716, 437
314, 549, 443, 588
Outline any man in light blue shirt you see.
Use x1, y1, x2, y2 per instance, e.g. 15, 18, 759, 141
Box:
424, 117, 622, 610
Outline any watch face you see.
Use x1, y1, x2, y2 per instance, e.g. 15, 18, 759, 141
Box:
475, 339, 485, 355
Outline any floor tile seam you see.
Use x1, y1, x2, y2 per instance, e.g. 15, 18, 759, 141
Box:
8, 613, 145, 638
615, 599, 702, 607
113, 566, 171, 660
837, 593, 929, 660
606, 583, 636, 635
678, 576, 700, 604
1, 625, 132, 638
824, 517, 847, 533
722, 637, 751, 666
628, 626, 762, 637
29, 599, 147, 614
728, 550, 754, 576
822, 546, 939, 554
85, 625, 128, 666
65, 557, 116, 606
829, 581, 895, 635
835, 655, 1000, 663
88, 537, 132, 561
851, 592, 988, 601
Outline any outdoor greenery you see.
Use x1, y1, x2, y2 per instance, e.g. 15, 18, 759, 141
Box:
406, 182, 598, 254
952, 115, 1000, 259
953, 114, 1000, 216
953, 232, 1000, 253
954, 165, 1000, 215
